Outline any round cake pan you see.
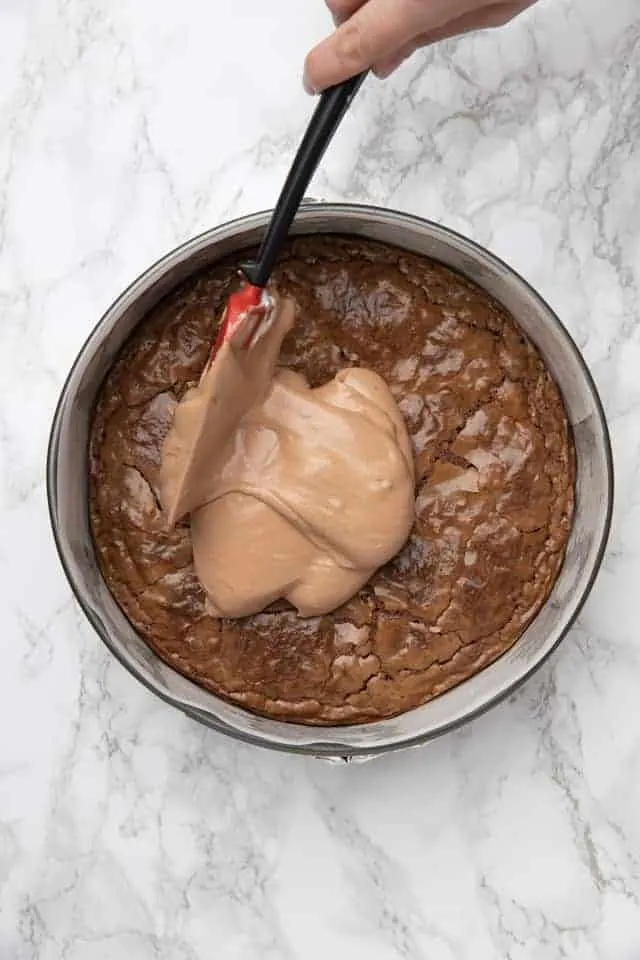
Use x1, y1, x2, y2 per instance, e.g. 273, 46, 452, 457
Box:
47, 204, 613, 759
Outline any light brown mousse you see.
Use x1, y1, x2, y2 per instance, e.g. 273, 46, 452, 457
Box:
89, 236, 575, 725
159, 294, 415, 618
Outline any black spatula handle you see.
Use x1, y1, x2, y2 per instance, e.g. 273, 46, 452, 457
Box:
240, 72, 367, 288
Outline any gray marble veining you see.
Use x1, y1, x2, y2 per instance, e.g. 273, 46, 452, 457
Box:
1, 0, 639, 956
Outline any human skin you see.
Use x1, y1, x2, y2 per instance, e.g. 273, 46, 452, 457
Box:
304, 0, 538, 92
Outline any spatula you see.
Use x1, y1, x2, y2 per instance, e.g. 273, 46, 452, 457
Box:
214, 72, 367, 354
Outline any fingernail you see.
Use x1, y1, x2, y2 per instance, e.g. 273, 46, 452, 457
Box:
303, 74, 318, 95
374, 63, 399, 80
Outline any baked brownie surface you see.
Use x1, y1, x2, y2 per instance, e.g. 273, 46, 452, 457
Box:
89, 236, 575, 724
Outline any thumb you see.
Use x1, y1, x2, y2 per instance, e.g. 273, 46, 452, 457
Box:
304, 0, 423, 93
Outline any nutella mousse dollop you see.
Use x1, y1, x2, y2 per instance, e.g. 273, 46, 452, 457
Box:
159, 293, 415, 618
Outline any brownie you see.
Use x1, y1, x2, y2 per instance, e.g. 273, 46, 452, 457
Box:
89, 236, 575, 724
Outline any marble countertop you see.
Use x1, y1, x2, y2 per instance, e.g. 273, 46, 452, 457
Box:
1, 0, 639, 956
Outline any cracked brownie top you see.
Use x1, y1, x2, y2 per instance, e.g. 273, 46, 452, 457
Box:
89, 236, 575, 725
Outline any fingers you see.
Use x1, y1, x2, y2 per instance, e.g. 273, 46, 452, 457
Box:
436, 0, 536, 35
305, 0, 425, 93
309, 0, 538, 90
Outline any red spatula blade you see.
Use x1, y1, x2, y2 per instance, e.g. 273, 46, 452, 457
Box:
212, 283, 266, 359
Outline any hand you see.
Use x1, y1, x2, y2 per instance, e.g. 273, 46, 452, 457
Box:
304, 0, 537, 93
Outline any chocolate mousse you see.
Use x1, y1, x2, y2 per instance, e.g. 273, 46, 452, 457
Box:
159, 292, 415, 619
89, 236, 575, 725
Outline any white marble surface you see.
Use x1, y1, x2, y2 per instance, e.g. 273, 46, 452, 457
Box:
1, 0, 639, 956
